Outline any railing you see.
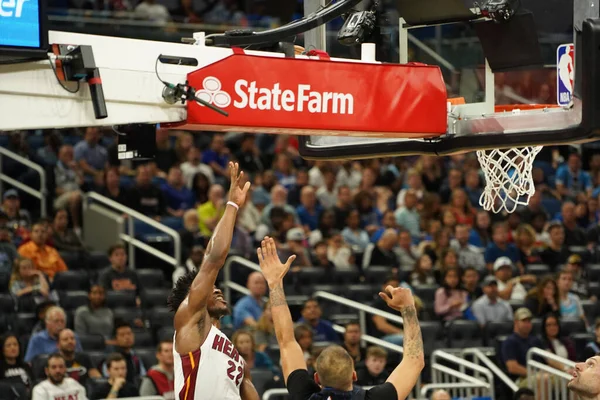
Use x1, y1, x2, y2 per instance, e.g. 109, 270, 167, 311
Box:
0, 147, 47, 217
462, 347, 519, 393
526, 347, 576, 400
83, 192, 181, 268
431, 350, 495, 399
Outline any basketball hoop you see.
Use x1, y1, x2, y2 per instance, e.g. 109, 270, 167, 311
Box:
476, 104, 558, 214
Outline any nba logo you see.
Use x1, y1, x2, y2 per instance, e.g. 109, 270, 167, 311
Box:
557, 43, 574, 107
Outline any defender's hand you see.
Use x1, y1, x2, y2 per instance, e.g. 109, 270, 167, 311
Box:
257, 236, 296, 287
228, 162, 251, 206
379, 285, 415, 312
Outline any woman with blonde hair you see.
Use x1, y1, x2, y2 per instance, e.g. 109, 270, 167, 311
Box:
254, 301, 276, 352
9, 257, 57, 311
515, 224, 543, 266
525, 278, 560, 318
231, 330, 275, 373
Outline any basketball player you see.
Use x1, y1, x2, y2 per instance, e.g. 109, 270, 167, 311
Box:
168, 162, 258, 400
568, 355, 600, 399
257, 236, 424, 400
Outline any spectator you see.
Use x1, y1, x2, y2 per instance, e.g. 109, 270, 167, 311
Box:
316, 168, 337, 209
0, 333, 33, 392
139, 341, 174, 399
25, 306, 82, 362
172, 244, 204, 287
232, 271, 267, 329
440, 168, 463, 204
232, 330, 275, 372
583, 319, 600, 360
0, 217, 17, 289
355, 346, 389, 386
161, 166, 195, 217
308, 210, 337, 247
494, 257, 536, 301
448, 188, 475, 226
341, 322, 366, 364
94, 353, 139, 399
101, 321, 146, 384
181, 147, 214, 188
471, 275, 514, 327
501, 308, 543, 386
519, 191, 549, 226
9, 257, 56, 310
525, 278, 560, 318
410, 254, 436, 287
296, 186, 322, 232
470, 210, 492, 248
259, 185, 299, 229
74, 285, 115, 341
394, 190, 420, 239
100, 168, 129, 206
561, 202, 588, 246
464, 169, 483, 208
32, 354, 87, 400
336, 162, 362, 190
180, 210, 205, 259
287, 169, 309, 207
555, 152, 593, 199
52, 145, 83, 230
174, 132, 193, 164
539, 314, 576, 361
341, 210, 370, 252
281, 228, 311, 267
539, 222, 570, 270
515, 224, 543, 267
332, 185, 353, 230
198, 184, 225, 236
74, 127, 107, 179
1, 188, 32, 242
367, 229, 400, 269
485, 223, 521, 272
297, 299, 339, 343
394, 229, 419, 268
354, 190, 381, 235
418, 156, 443, 193
294, 324, 314, 369
432, 389, 452, 400
421, 227, 452, 266
434, 267, 468, 322
557, 270, 587, 326
190, 171, 211, 205
202, 134, 229, 183
57, 329, 101, 386
36, 131, 62, 167
98, 244, 140, 300
134, 0, 170, 23
152, 129, 177, 178
17, 222, 67, 281
311, 241, 334, 269
234, 135, 264, 175
451, 224, 486, 271
370, 211, 398, 244
254, 301, 276, 352
325, 233, 354, 269
51, 209, 85, 253
565, 254, 592, 300
396, 169, 424, 208
127, 165, 166, 218
462, 267, 482, 300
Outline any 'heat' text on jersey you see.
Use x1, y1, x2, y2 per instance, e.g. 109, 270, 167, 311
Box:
211, 334, 241, 362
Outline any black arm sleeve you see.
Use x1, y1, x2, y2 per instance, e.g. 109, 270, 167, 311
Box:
365, 383, 398, 400
286, 369, 320, 400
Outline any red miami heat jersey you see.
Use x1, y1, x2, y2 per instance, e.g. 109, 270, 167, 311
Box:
174, 324, 245, 400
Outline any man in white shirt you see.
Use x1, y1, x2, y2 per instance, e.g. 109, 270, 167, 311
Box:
32, 353, 87, 400
494, 257, 536, 301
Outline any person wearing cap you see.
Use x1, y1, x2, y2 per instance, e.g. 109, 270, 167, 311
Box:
1, 189, 32, 242
501, 307, 543, 387
282, 227, 311, 267
494, 257, 537, 301
471, 275, 514, 328
565, 254, 594, 301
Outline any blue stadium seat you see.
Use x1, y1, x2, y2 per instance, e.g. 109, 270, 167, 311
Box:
26, 135, 45, 151
572, 333, 595, 360
161, 217, 184, 231
363, 266, 391, 284
136, 348, 158, 369
59, 291, 89, 312
484, 321, 513, 346
250, 369, 275, 397
332, 267, 361, 284
157, 326, 174, 342
78, 333, 105, 351
560, 318, 587, 336
0, 135, 9, 148
87, 351, 106, 369
62, 136, 81, 146
112, 307, 143, 323
346, 284, 377, 302
448, 320, 483, 348
136, 269, 165, 289
141, 288, 170, 309
133, 329, 155, 348
53, 271, 90, 292
105, 291, 137, 308
420, 321, 447, 356
148, 307, 173, 330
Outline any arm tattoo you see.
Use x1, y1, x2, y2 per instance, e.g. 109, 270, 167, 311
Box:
400, 305, 423, 360
269, 283, 287, 307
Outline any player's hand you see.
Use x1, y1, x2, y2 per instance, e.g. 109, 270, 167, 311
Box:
257, 236, 296, 287
379, 285, 415, 312
228, 162, 251, 207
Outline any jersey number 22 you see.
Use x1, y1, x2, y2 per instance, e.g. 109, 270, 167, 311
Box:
227, 360, 243, 385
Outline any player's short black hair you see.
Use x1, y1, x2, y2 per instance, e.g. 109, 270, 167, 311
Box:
168, 269, 197, 312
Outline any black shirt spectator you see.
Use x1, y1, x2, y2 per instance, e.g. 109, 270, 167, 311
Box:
98, 244, 140, 296
538, 223, 570, 271
0, 334, 33, 392
234, 134, 264, 175
101, 168, 130, 207
127, 165, 166, 217
91, 380, 139, 400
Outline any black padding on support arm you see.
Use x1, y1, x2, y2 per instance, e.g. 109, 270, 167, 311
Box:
581, 19, 600, 132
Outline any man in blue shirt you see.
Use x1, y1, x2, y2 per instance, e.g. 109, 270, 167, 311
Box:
25, 306, 82, 362
555, 152, 593, 199
484, 223, 522, 272
297, 298, 339, 343
501, 307, 543, 387
296, 186, 322, 232
161, 166, 195, 217
232, 271, 267, 329
73, 127, 108, 180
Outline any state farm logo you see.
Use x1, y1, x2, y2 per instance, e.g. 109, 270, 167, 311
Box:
196, 76, 354, 115
197, 77, 232, 108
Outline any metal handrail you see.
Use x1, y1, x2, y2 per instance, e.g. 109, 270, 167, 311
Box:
527, 347, 577, 371
83, 192, 181, 268
420, 383, 490, 397
431, 349, 495, 399
0, 146, 47, 217
462, 347, 519, 392
313, 291, 404, 325
526, 347, 576, 397
330, 323, 404, 354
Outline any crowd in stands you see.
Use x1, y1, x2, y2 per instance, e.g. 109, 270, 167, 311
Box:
1, 126, 600, 399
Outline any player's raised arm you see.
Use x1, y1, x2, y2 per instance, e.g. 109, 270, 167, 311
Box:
257, 237, 304, 384
379, 286, 425, 399
174, 162, 250, 329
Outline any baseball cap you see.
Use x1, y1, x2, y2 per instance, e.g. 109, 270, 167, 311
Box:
2, 189, 18, 200
514, 307, 533, 321
286, 227, 305, 242
482, 275, 498, 287
567, 254, 582, 265
493, 256, 513, 272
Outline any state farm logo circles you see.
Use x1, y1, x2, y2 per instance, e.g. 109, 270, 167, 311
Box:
196, 77, 231, 108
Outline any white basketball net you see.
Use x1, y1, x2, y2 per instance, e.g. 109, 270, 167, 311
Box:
476, 146, 544, 214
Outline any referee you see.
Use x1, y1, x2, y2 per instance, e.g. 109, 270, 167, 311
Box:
257, 236, 424, 400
